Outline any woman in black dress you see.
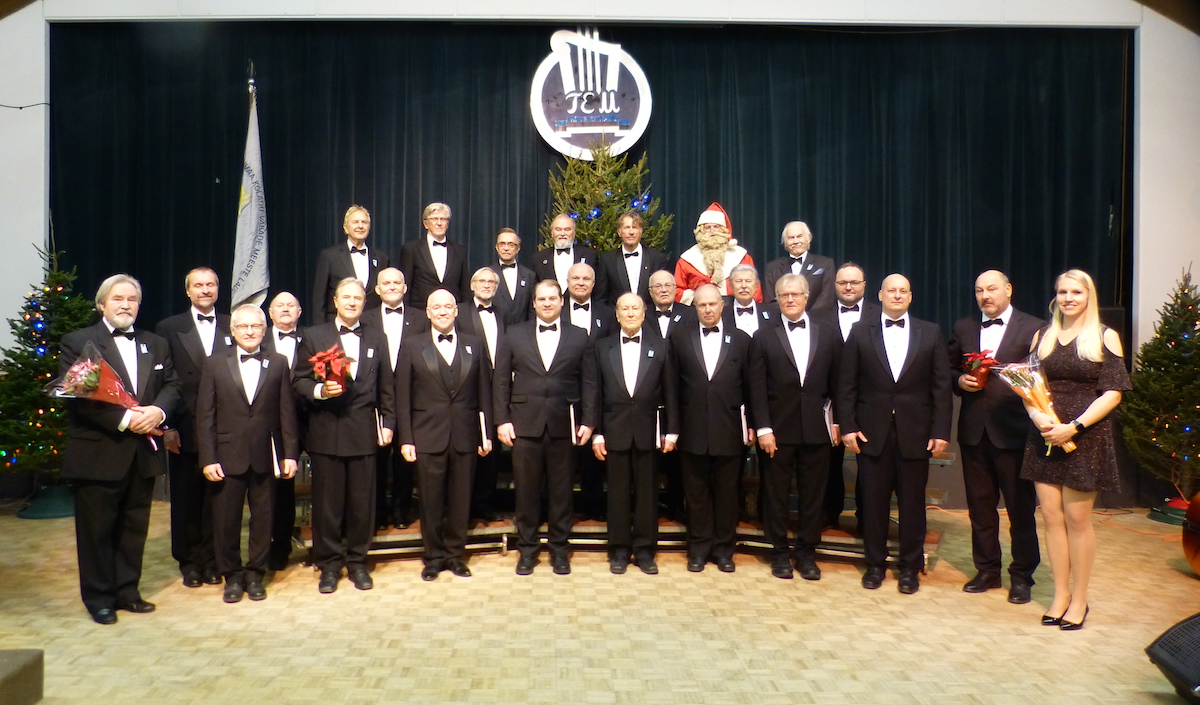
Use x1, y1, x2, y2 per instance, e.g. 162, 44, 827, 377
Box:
1020, 269, 1130, 630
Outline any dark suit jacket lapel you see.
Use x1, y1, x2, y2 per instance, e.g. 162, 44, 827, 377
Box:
713, 330, 731, 377
632, 338, 654, 396
898, 321, 924, 381
452, 339, 473, 398
606, 339, 628, 399
176, 324, 206, 370
869, 319, 890, 377
421, 339, 443, 390
774, 326, 799, 379
134, 332, 155, 400
96, 328, 134, 394
225, 354, 251, 405
252, 358, 271, 404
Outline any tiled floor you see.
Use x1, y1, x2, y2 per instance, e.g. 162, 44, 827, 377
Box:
1, 503, 1196, 704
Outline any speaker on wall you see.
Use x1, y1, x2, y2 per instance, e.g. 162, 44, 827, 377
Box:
1146, 612, 1200, 703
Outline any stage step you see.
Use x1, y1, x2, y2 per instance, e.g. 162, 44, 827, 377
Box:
0, 649, 43, 705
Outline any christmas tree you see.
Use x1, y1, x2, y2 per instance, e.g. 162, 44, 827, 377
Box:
0, 248, 98, 473
1120, 270, 1200, 499
541, 147, 674, 253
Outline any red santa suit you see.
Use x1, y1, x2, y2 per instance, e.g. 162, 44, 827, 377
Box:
673, 202, 761, 304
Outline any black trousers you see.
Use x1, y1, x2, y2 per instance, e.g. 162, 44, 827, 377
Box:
269, 476, 295, 564
375, 442, 415, 524
576, 445, 606, 518
471, 446, 509, 518
762, 442, 830, 560
857, 421, 928, 571
416, 449, 476, 568
210, 469, 276, 582
168, 451, 215, 575
606, 447, 658, 557
680, 451, 740, 561
824, 443, 864, 528
309, 453, 375, 573
960, 435, 1040, 582
513, 432, 574, 558
72, 467, 155, 615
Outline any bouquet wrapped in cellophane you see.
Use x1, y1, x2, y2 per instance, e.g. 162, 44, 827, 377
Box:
994, 353, 1076, 455
45, 339, 164, 448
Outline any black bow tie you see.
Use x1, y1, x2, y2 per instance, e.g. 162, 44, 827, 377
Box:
277, 329, 298, 340
339, 325, 362, 337
622, 335, 640, 344
500, 263, 516, 269
438, 333, 454, 343
736, 307, 753, 316
982, 318, 1004, 328
655, 310, 671, 317
556, 248, 571, 255
240, 352, 262, 363
702, 326, 720, 336
790, 255, 804, 263
196, 313, 215, 323
431, 240, 447, 247
787, 319, 806, 331
573, 302, 590, 311
840, 304, 860, 314
350, 246, 366, 255
477, 304, 492, 313
111, 328, 135, 340
624, 251, 639, 259
885, 318, 905, 328
385, 306, 403, 315
539, 324, 557, 333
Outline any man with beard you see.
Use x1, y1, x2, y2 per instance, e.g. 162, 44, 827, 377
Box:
312, 205, 390, 323
673, 202, 757, 306
762, 221, 837, 314
721, 265, 778, 337
534, 214, 604, 302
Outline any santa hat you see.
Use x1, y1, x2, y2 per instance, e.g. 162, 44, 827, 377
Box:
696, 202, 731, 233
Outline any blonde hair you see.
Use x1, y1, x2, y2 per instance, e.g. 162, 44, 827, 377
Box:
1036, 269, 1105, 362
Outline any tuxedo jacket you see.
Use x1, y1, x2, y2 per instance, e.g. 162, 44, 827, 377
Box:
818, 300, 882, 343
763, 252, 837, 315
261, 326, 305, 372
669, 322, 754, 456
293, 322, 396, 457
398, 236, 471, 310
837, 314, 953, 460
196, 348, 300, 475
155, 311, 234, 452
359, 305, 431, 372
455, 302, 506, 363
593, 331, 679, 452
721, 300, 780, 334
493, 319, 599, 439
533, 243, 606, 302
488, 262, 537, 325
567, 298, 617, 339
395, 331, 493, 454
311, 243, 391, 323
597, 246, 671, 306
58, 322, 181, 481
947, 308, 1044, 449
644, 303, 697, 341
748, 317, 841, 446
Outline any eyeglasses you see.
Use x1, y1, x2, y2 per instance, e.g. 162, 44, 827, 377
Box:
233, 324, 265, 332
649, 283, 675, 290
777, 292, 808, 300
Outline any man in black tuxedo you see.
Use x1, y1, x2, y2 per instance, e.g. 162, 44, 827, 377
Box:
670, 284, 753, 573
645, 270, 696, 341
197, 304, 300, 603
489, 228, 536, 325
294, 278, 395, 594
534, 213, 605, 302
155, 266, 233, 588
396, 289, 494, 580
839, 273, 952, 594
597, 211, 670, 306
763, 221, 837, 315
948, 270, 1043, 603
60, 274, 180, 624
398, 202, 471, 309
564, 262, 614, 518
722, 265, 778, 337
592, 294, 679, 575
495, 280, 599, 576
262, 291, 304, 569
311, 205, 390, 323
456, 267, 506, 520
361, 267, 428, 529
749, 274, 841, 581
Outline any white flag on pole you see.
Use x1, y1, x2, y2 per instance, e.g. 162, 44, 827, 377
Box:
231, 86, 269, 308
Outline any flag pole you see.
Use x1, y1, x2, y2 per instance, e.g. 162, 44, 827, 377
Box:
231, 60, 269, 309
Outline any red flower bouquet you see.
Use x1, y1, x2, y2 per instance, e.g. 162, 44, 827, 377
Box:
45, 340, 165, 447
309, 344, 354, 386
962, 349, 998, 389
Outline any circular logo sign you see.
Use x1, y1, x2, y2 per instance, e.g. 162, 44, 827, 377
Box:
529, 29, 653, 161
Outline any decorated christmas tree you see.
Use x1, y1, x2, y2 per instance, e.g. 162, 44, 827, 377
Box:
1121, 270, 1200, 500
541, 147, 674, 253
0, 248, 97, 473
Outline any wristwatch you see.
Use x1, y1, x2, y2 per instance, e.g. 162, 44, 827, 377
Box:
1071, 419, 1085, 433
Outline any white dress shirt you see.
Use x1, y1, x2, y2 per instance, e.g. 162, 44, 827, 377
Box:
621, 244, 643, 293
620, 330, 642, 397
337, 319, 362, 379
103, 320, 141, 432
837, 299, 864, 341
192, 305, 217, 357
732, 300, 760, 336
979, 304, 1013, 356
882, 312, 911, 382
270, 327, 298, 368
785, 313, 812, 385
433, 328, 457, 365
238, 348, 263, 403
553, 246, 574, 289
700, 322, 724, 380
474, 298, 499, 365
427, 232, 449, 282
569, 297, 594, 333
500, 261, 519, 298
348, 239, 369, 287
536, 318, 562, 370
789, 252, 807, 275
381, 305, 406, 371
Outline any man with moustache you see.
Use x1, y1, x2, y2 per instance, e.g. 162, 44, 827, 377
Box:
592, 293, 678, 575
456, 267, 507, 521
396, 289, 493, 580
534, 214, 604, 301
262, 291, 304, 570
763, 221, 837, 314
312, 205, 390, 323
60, 274, 180, 624
197, 304, 299, 603
361, 267, 428, 529
722, 265, 778, 337
671, 284, 754, 572
673, 203, 757, 305
597, 211, 670, 306
494, 280, 599, 576
947, 270, 1043, 604
294, 278, 395, 594
399, 202, 471, 309
839, 274, 952, 594
749, 274, 841, 581
488, 228, 536, 325
155, 266, 233, 588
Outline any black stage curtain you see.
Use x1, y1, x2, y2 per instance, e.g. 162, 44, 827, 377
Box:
49, 22, 1131, 330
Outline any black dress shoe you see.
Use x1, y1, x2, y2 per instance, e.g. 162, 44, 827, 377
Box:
318, 571, 339, 594
962, 571, 1002, 593
635, 555, 659, 575
202, 570, 223, 585
1060, 605, 1089, 631
796, 558, 821, 581
181, 570, 202, 588
771, 559, 794, 580
246, 581, 267, 601
861, 566, 885, 590
223, 581, 244, 603
116, 598, 156, 613
687, 556, 705, 572
90, 608, 117, 625
551, 555, 571, 575
609, 554, 629, 574
897, 569, 920, 594
348, 568, 374, 590
515, 555, 537, 575
715, 557, 736, 573
1008, 580, 1033, 604
448, 559, 472, 578
421, 565, 440, 581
